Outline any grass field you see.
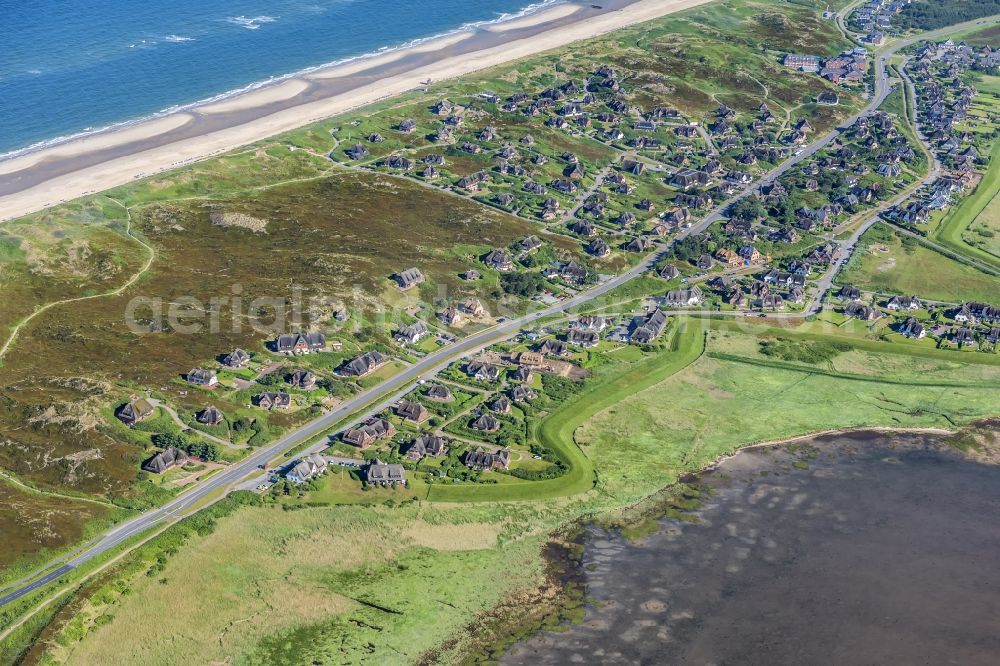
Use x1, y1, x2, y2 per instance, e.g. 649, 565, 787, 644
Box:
53, 503, 541, 666
577, 334, 1000, 504
967, 189, 1000, 255
707, 330, 1000, 384
964, 143, 1000, 258
838, 223, 999, 303
713, 317, 1000, 367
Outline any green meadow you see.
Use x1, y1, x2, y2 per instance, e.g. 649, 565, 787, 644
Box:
838, 224, 998, 303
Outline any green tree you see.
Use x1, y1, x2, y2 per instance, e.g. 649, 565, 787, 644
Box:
500, 271, 546, 297
151, 432, 186, 449
729, 195, 766, 222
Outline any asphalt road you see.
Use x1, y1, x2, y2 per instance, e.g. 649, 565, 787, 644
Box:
835, 0, 866, 46
5, 16, 996, 609
0, 566, 72, 608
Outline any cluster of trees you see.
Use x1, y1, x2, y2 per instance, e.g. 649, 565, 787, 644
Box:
231, 417, 254, 433
268, 476, 318, 497
500, 271, 546, 297
895, 0, 1000, 30
670, 235, 714, 263
540, 373, 586, 404
728, 195, 767, 223
256, 372, 284, 387
151, 432, 220, 462
231, 416, 270, 447
766, 198, 812, 227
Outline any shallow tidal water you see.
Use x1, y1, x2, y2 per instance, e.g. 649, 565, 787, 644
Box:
503, 432, 1000, 665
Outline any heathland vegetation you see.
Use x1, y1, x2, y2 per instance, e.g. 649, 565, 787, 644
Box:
0, 173, 540, 575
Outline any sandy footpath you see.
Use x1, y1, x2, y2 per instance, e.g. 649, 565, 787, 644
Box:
0, 0, 711, 222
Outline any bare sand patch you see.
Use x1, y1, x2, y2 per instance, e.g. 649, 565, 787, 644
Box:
640, 599, 668, 613
876, 257, 897, 272
210, 211, 268, 233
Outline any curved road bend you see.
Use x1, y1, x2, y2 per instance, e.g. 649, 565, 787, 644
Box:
4, 16, 997, 610
835, 0, 867, 45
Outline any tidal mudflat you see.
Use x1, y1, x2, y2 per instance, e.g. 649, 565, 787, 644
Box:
504, 431, 1000, 665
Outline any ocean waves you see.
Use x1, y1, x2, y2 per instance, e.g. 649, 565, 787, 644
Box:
225, 15, 279, 30
0, 0, 568, 160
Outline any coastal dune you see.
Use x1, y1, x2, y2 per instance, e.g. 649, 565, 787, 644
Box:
0, 0, 712, 221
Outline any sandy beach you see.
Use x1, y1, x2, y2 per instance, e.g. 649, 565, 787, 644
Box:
0, 0, 712, 222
